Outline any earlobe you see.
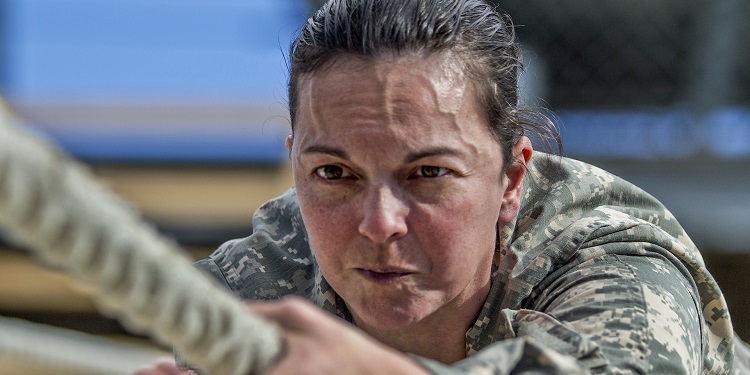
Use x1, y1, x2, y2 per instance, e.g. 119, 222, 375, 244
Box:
498, 136, 533, 224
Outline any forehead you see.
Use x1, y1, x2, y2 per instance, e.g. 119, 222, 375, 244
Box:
295, 52, 484, 129
290, 52, 505, 164
320, 53, 465, 106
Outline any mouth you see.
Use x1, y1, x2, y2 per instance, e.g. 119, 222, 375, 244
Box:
356, 269, 413, 283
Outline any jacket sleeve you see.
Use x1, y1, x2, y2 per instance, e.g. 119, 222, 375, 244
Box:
412, 253, 703, 374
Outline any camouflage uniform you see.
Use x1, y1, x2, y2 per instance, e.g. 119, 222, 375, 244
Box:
193, 154, 750, 374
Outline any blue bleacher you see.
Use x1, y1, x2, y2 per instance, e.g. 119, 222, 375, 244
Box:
1, 0, 310, 164
1, 0, 749, 163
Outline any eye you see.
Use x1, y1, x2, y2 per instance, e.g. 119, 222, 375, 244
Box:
414, 166, 450, 178
314, 165, 352, 180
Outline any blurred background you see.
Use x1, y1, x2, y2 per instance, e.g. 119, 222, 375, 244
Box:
0, 0, 748, 373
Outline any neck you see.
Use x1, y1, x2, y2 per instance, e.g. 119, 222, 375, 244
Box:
369, 318, 468, 364
353, 281, 490, 364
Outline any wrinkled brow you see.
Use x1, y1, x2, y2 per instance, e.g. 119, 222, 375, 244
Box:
404, 147, 464, 163
301, 145, 350, 160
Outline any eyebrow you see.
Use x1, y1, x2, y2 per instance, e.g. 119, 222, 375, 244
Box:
404, 147, 465, 163
302, 145, 464, 163
301, 145, 350, 159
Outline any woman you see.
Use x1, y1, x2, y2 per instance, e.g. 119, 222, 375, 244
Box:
140, 0, 749, 373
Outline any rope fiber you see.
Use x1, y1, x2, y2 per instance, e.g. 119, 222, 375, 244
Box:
0, 114, 283, 375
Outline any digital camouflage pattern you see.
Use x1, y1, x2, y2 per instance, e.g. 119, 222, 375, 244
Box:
192, 154, 750, 374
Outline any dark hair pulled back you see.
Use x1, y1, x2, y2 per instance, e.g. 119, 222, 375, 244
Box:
288, 0, 560, 167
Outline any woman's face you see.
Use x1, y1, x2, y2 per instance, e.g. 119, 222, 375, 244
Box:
288, 53, 526, 335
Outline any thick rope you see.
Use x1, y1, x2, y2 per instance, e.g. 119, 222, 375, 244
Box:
0, 114, 283, 375
0, 316, 165, 375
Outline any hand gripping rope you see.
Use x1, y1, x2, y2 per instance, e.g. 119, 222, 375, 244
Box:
0, 116, 283, 375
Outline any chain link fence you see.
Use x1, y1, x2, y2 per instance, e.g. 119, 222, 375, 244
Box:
307, 0, 750, 110
495, 0, 749, 110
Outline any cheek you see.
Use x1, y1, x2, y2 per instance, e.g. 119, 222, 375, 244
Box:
297, 188, 357, 263
300, 202, 338, 245
416, 195, 499, 272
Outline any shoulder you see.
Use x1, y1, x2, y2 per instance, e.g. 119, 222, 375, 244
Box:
505, 155, 707, 309
510, 154, 696, 271
533, 254, 703, 373
196, 189, 316, 301
502, 154, 740, 372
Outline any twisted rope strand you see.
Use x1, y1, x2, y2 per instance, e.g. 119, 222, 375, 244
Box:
0, 117, 283, 375
0, 316, 166, 375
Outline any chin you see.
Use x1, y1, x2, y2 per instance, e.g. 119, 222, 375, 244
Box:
351, 295, 435, 332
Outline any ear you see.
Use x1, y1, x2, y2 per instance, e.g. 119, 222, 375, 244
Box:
285, 135, 294, 157
498, 136, 533, 224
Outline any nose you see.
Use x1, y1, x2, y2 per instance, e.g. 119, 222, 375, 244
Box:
358, 186, 408, 244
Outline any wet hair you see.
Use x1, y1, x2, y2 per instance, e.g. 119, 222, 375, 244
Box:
288, 0, 561, 167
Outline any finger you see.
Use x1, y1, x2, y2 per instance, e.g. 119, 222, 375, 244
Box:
156, 362, 194, 375
246, 297, 322, 332
134, 358, 189, 375
257, 334, 317, 375
134, 366, 176, 375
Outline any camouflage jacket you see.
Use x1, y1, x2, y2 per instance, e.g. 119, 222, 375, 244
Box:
194, 154, 750, 374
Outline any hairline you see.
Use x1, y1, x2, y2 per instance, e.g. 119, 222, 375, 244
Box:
289, 47, 499, 141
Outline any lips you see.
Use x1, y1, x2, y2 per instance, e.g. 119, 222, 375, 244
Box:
356, 268, 413, 283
